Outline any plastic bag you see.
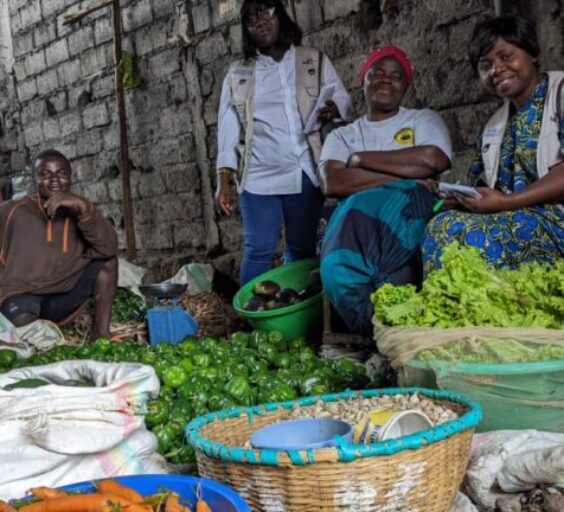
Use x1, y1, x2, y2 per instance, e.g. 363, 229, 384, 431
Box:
464, 430, 564, 510
0, 315, 68, 358
0, 361, 166, 499
0, 312, 32, 357
118, 257, 148, 297
498, 445, 564, 492
375, 325, 564, 368
375, 325, 564, 432
451, 492, 479, 512
15, 320, 65, 352
168, 262, 214, 295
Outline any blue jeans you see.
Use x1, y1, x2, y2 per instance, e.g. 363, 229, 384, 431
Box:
239, 173, 324, 284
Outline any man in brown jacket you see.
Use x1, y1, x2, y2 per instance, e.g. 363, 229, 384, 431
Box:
0, 149, 118, 339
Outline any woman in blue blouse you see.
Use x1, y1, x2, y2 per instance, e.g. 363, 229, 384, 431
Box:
423, 16, 564, 272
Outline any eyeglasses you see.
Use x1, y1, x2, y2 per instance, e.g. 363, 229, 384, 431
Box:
244, 6, 276, 26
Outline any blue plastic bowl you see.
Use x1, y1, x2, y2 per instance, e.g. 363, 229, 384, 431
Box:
12, 475, 250, 512
250, 418, 353, 451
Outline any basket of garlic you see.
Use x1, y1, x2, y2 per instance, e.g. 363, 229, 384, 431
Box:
186, 388, 482, 512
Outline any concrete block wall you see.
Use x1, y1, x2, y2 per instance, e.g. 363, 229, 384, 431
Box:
1, 0, 216, 260
0, 0, 563, 276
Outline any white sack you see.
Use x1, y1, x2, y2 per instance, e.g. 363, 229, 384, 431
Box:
498, 444, 564, 492
0, 360, 166, 500
464, 430, 564, 510
451, 492, 479, 512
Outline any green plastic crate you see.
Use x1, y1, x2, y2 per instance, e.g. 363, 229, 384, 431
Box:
233, 259, 323, 341
401, 358, 564, 432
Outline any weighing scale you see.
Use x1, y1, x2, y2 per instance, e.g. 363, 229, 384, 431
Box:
139, 283, 198, 345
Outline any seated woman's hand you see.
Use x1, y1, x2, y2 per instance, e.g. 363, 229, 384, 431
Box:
454, 187, 512, 213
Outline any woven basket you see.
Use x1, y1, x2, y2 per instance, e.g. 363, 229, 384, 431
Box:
186, 388, 482, 512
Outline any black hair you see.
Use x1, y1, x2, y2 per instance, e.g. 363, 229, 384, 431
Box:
241, 0, 303, 60
32, 149, 71, 173
469, 15, 539, 72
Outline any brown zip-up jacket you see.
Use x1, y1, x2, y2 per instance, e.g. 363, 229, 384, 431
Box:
0, 195, 118, 305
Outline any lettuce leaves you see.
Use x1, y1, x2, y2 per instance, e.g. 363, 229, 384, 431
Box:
371, 243, 564, 329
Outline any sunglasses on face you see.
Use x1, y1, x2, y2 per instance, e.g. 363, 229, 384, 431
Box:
244, 6, 276, 26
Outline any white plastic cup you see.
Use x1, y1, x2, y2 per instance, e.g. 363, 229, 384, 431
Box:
354, 409, 433, 444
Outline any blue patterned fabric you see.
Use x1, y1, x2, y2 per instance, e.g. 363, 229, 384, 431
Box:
423, 74, 564, 273
321, 180, 436, 333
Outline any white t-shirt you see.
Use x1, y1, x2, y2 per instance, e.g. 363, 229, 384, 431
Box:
319, 107, 452, 169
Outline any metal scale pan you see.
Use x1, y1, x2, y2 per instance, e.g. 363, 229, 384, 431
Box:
139, 283, 187, 302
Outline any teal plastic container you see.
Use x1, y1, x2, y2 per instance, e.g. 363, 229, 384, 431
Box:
401, 358, 564, 432
233, 258, 323, 341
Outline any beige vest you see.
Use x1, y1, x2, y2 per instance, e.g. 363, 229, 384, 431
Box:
481, 71, 564, 188
227, 46, 324, 193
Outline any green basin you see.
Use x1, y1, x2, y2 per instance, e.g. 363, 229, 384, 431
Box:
233, 259, 323, 341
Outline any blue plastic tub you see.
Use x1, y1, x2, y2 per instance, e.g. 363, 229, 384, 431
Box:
251, 418, 353, 450
12, 475, 250, 511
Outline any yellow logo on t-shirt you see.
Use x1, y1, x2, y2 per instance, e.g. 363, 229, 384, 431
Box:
394, 127, 414, 146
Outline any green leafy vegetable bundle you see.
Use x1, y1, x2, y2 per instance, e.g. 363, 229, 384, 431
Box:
372, 243, 564, 329
110, 289, 147, 323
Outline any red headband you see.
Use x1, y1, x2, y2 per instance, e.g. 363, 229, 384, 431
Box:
358, 46, 414, 86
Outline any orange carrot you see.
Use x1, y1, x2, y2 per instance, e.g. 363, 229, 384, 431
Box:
122, 506, 153, 512
28, 488, 68, 500
196, 500, 212, 512
0, 500, 17, 512
96, 480, 144, 504
164, 494, 189, 512
19, 493, 134, 512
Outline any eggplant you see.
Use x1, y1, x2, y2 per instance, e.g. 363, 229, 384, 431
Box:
298, 282, 322, 300
274, 288, 300, 305
265, 299, 285, 310
253, 280, 281, 299
244, 296, 266, 311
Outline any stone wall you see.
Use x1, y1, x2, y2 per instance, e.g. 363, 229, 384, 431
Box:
0, 0, 562, 278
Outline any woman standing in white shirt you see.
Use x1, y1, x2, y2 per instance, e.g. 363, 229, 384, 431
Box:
215, 0, 351, 284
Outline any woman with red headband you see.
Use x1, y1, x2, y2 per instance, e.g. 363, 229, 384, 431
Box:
319, 46, 452, 335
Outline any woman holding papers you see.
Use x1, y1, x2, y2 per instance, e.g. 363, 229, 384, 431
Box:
319, 46, 452, 335
215, 0, 351, 284
423, 16, 564, 273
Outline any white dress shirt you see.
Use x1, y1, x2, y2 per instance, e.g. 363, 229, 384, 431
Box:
217, 45, 351, 195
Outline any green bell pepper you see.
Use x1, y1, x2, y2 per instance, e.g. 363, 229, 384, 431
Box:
145, 398, 169, 427
162, 365, 188, 389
